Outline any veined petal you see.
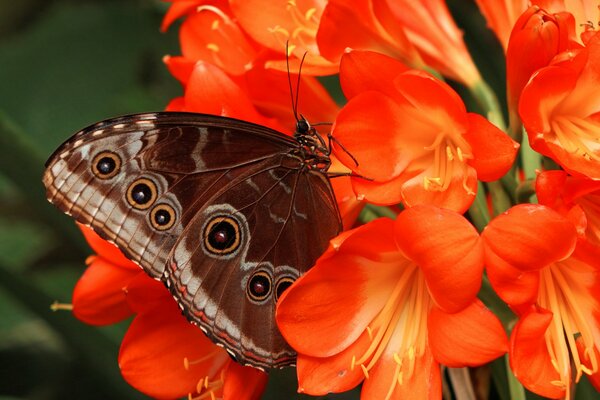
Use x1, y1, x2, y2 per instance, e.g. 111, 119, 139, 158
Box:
72, 257, 136, 325
395, 205, 484, 313
222, 361, 267, 400
351, 173, 406, 206
317, 0, 421, 68
296, 330, 372, 395
276, 218, 402, 357
77, 224, 138, 269
332, 91, 420, 181
361, 347, 441, 400
179, 5, 258, 75
482, 204, 577, 272
339, 50, 409, 99
399, 165, 477, 213
510, 307, 566, 399
119, 301, 230, 399
428, 300, 508, 367
484, 244, 540, 306
183, 61, 283, 131
463, 113, 519, 181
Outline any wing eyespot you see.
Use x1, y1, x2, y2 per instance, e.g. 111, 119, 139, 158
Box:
91, 151, 121, 179
126, 178, 158, 210
203, 216, 241, 255
274, 277, 295, 302
150, 204, 176, 231
247, 271, 272, 303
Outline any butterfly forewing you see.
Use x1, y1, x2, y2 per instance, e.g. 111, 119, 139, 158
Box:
43, 112, 341, 369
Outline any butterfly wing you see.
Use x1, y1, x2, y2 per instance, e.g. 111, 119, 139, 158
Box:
43, 111, 341, 368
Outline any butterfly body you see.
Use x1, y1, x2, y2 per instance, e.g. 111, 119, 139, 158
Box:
43, 112, 341, 369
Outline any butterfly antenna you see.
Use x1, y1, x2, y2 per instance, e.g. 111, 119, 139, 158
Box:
286, 41, 300, 122
295, 51, 308, 122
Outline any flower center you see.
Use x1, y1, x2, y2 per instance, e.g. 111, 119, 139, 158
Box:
267, 0, 320, 56
422, 130, 474, 194
350, 264, 431, 399
184, 352, 228, 400
538, 263, 599, 398
549, 115, 600, 162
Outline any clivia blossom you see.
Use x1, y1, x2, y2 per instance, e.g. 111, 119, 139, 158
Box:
331, 50, 518, 212
73, 225, 267, 400
482, 177, 600, 398
520, 32, 600, 178
276, 206, 508, 398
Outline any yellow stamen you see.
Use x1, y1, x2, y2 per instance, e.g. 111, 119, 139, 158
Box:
360, 363, 370, 379
50, 301, 73, 311
211, 20, 219, 30
206, 43, 219, 52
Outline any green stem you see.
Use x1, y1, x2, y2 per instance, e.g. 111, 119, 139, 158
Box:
467, 182, 490, 232
486, 180, 513, 217
520, 129, 542, 180
506, 354, 527, 400
469, 80, 506, 131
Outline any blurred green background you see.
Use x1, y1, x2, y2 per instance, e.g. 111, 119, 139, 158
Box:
0, 1, 596, 399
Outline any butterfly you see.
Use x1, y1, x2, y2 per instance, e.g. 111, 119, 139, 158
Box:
42, 111, 342, 370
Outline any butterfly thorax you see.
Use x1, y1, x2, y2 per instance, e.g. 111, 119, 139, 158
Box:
292, 120, 331, 173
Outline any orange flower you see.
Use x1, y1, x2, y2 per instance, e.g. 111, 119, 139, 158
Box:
317, 0, 481, 87
537, 170, 600, 247
162, 0, 340, 130
332, 50, 518, 212
520, 32, 600, 178
506, 6, 578, 126
482, 203, 600, 398
276, 206, 508, 398
73, 225, 267, 399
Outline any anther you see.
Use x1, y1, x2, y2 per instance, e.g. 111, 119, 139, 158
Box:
305, 8, 317, 20
393, 353, 402, 365
446, 146, 454, 161
50, 301, 73, 312
457, 147, 465, 162
366, 326, 373, 341
206, 43, 219, 52
211, 20, 219, 30
350, 355, 356, 370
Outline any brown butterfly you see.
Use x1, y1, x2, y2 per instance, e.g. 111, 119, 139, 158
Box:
42, 112, 341, 370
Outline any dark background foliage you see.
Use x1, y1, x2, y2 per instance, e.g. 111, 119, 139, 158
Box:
0, 0, 595, 399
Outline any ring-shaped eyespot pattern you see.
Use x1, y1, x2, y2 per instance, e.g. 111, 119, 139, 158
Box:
247, 271, 272, 303
126, 178, 158, 210
149, 203, 176, 231
203, 215, 241, 255
91, 151, 121, 179
274, 277, 296, 302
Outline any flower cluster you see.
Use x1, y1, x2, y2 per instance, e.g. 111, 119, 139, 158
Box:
67, 0, 600, 399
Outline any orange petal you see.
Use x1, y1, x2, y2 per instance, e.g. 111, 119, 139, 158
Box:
428, 300, 508, 367
510, 307, 566, 399
72, 258, 136, 325
482, 204, 577, 272
183, 61, 283, 131
77, 224, 138, 269
399, 165, 478, 213
463, 113, 519, 181
484, 243, 540, 306
119, 301, 230, 399
277, 218, 401, 357
395, 205, 484, 313
351, 173, 406, 206
392, 71, 468, 129
179, 5, 258, 75
332, 91, 425, 181
361, 347, 441, 400
317, 0, 420, 67
163, 55, 195, 85
161, 0, 207, 32
296, 329, 372, 395
339, 50, 409, 99
244, 66, 339, 130
222, 361, 268, 400
124, 272, 171, 315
